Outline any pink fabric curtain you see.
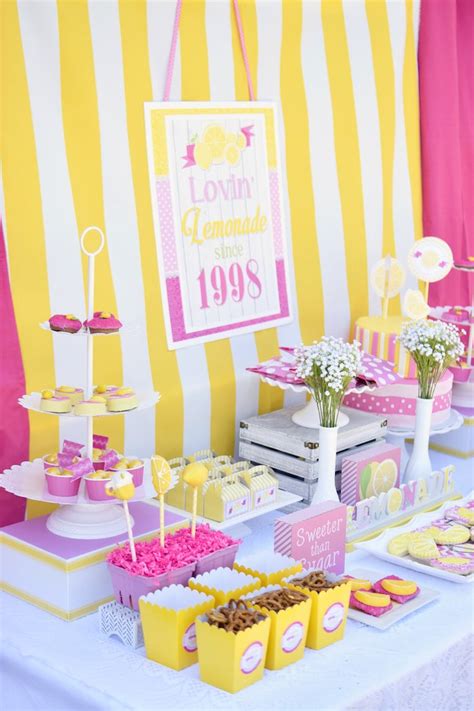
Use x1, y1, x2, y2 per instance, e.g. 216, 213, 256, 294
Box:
418, 0, 473, 306
0, 221, 28, 526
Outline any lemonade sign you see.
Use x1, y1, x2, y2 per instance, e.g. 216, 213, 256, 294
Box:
145, 102, 291, 349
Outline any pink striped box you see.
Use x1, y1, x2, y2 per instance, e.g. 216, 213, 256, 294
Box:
274, 501, 346, 575
340, 442, 401, 506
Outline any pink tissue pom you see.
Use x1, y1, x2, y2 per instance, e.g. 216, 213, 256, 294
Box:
107, 524, 240, 577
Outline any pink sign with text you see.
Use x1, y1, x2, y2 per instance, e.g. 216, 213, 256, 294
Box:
274, 501, 347, 575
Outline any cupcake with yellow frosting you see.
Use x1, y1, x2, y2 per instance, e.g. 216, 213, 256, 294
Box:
74, 395, 107, 416
40, 390, 72, 414
106, 387, 138, 412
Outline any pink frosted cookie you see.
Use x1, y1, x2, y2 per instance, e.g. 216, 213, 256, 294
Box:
84, 311, 122, 334
444, 505, 474, 527
372, 575, 420, 604
49, 313, 82, 333
429, 556, 474, 575
349, 590, 393, 617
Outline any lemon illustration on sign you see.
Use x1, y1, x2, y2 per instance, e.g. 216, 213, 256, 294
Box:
370, 257, 405, 298
403, 289, 430, 320
236, 132, 246, 149
224, 143, 241, 167
359, 458, 398, 499
202, 124, 227, 161
194, 141, 213, 170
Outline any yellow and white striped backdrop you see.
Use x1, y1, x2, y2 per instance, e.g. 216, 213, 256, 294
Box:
2, 0, 422, 518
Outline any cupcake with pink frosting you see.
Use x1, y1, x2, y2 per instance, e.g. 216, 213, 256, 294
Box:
49, 313, 82, 333
84, 311, 122, 334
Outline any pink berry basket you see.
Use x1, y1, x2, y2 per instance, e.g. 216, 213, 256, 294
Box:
108, 561, 197, 611
44, 472, 81, 497
194, 543, 240, 576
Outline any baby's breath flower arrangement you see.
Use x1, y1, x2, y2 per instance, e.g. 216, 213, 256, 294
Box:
295, 337, 362, 428
398, 320, 463, 399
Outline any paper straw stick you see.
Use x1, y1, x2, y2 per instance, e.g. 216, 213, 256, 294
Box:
123, 501, 136, 562
192, 488, 198, 538
382, 254, 391, 319
159, 494, 165, 548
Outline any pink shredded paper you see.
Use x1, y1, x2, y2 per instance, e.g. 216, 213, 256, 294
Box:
107, 524, 240, 578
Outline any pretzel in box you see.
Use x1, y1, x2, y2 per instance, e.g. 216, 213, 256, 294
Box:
196, 600, 270, 693
243, 585, 311, 670
204, 473, 250, 522
284, 569, 351, 650
240, 465, 278, 509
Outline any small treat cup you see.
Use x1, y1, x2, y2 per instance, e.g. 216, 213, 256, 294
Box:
44, 470, 80, 497
126, 459, 144, 487
196, 605, 270, 693
42, 454, 60, 471
85, 474, 112, 501
242, 585, 311, 670
284, 569, 350, 650
195, 543, 240, 576
188, 567, 261, 606
139, 585, 215, 670
234, 553, 302, 586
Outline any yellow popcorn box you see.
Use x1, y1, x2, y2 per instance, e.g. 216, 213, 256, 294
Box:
284, 571, 351, 650
234, 553, 302, 586
242, 585, 311, 670
139, 584, 215, 670
188, 567, 261, 606
240, 465, 279, 509
203, 473, 250, 522
164, 458, 188, 508
195, 606, 270, 693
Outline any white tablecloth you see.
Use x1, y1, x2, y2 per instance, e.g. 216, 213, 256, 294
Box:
1, 451, 473, 711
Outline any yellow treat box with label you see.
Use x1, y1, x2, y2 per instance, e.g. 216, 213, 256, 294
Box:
184, 467, 223, 516
139, 585, 215, 671
234, 553, 302, 586
196, 608, 270, 693
240, 465, 278, 509
284, 571, 351, 650
203, 473, 250, 522
242, 585, 311, 670
188, 567, 261, 606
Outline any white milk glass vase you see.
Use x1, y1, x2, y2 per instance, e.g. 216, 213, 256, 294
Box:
404, 397, 433, 481
313, 425, 339, 503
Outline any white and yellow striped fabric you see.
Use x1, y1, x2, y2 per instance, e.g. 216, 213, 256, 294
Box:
2, 0, 422, 519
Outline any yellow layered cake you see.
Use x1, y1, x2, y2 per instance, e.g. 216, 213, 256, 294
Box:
354, 316, 416, 378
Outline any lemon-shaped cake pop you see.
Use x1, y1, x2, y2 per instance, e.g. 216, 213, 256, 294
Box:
182, 462, 209, 488
151, 455, 177, 495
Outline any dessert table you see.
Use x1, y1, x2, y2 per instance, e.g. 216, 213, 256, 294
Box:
1, 451, 473, 711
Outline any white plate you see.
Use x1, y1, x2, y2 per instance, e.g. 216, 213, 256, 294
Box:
355, 493, 474, 584
40, 321, 138, 336
346, 568, 439, 630
18, 391, 160, 417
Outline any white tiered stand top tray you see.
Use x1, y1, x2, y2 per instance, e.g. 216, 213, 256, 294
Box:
40, 321, 138, 336
355, 491, 474, 584
19, 391, 161, 417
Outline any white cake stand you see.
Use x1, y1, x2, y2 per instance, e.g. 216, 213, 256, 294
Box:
1, 227, 161, 540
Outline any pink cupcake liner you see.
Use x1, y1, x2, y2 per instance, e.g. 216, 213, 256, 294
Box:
85, 477, 112, 501
372, 575, 420, 604
45, 472, 80, 498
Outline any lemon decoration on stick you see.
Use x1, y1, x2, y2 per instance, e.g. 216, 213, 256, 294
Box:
403, 289, 430, 321
370, 255, 406, 318
151, 455, 178, 547
182, 462, 209, 538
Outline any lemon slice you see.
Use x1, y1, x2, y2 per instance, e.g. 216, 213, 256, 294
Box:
387, 532, 411, 557
202, 124, 227, 161
407, 237, 453, 282
370, 257, 406, 298
354, 590, 391, 608
403, 289, 430, 320
194, 141, 213, 170
408, 535, 439, 559
387, 488, 403, 514
236, 132, 246, 149
457, 507, 474, 525
381, 579, 417, 596
346, 578, 372, 591
432, 525, 470, 545
370, 458, 398, 496
151, 455, 174, 495
224, 143, 242, 167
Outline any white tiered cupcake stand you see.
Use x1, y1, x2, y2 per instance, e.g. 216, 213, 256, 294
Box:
0, 228, 160, 539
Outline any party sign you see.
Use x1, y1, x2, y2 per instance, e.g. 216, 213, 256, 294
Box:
145, 102, 291, 349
